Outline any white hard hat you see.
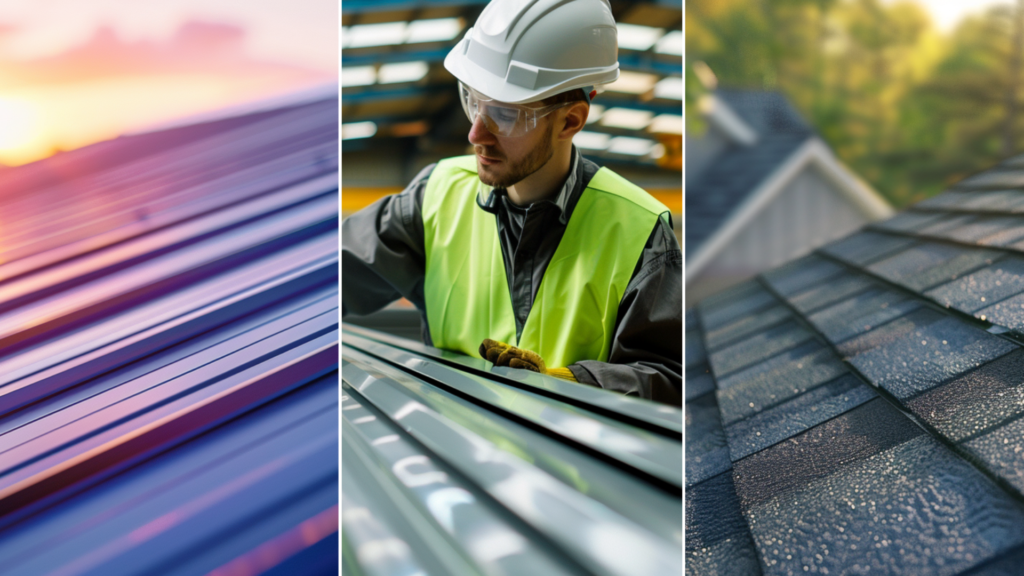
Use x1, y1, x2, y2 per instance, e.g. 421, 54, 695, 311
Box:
444, 0, 620, 104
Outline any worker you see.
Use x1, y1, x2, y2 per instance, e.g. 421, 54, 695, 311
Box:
342, 0, 682, 405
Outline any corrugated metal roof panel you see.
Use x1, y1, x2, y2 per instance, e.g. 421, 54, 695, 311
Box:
0, 94, 339, 574
342, 323, 683, 576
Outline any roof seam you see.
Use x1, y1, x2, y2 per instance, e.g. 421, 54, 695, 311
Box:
815, 236, 1024, 350
797, 251, 1024, 508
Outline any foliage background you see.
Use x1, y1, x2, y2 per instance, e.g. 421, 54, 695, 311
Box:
687, 0, 1024, 207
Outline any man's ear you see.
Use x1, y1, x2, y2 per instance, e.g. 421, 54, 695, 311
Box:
557, 102, 589, 141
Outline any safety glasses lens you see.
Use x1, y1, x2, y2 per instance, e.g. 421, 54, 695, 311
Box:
458, 83, 542, 137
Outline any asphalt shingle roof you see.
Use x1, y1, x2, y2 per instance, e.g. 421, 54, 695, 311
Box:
685, 90, 815, 256
687, 153, 1024, 574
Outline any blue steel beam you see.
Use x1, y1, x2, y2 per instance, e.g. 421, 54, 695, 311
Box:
342, 85, 450, 104
342, 0, 488, 14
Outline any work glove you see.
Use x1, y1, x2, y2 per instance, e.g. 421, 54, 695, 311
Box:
478, 339, 577, 381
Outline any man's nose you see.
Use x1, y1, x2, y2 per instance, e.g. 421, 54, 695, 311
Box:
468, 115, 497, 147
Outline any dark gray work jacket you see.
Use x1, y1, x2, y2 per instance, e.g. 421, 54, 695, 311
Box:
341, 149, 683, 405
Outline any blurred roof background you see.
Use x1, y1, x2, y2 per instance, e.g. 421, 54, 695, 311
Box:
341, 0, 683, 222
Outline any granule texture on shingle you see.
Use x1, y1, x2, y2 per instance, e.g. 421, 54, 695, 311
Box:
807, 287, 922, 344
975, 292, 1024, 332
686, 394, 732, 487
964, 417, 1024, 495
743, 434, 1024, 576
707, 320, 813, 377
761, 255, 844, 296
717, 341, 848, 425
836, 307, 946, 357
698, 282, 777, 328
868, 242, 1001, 292
786, 271, 876, 314
819, 231, 918, 266
703, 304, 791, 352
906, 348, 1024, 442
724, 374, 876, 461
925, 257, 1024, 314
685, 471, 763, 576
848, 316, 1017, 399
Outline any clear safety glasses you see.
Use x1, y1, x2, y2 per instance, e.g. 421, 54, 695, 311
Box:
459, 82, 573, 137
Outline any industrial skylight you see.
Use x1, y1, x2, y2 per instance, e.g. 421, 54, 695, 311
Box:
649, 114, 683, 134
342, 122, 377, 140
406, 18, 464, 43
346, 22, 407, 48
343, 18, 463, 49
604, 71, 659, 95
616, 23, 665, 51
378, 61, 430, 84
586, 104, 605, 124
655, 30, 682, 56
654, 77, 684, 100
608, 136, 656, 156
342, 66, 376, 87
573, 131, 611, 150
600, 108, 654, 130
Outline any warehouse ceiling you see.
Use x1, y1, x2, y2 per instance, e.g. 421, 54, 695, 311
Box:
341, 0, 682, 171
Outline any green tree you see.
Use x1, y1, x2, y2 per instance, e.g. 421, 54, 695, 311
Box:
687, 0, 1024, 208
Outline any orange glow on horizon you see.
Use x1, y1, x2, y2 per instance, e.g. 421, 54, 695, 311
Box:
0, 15, 337, 168
0, 97, 44, 165
0, 72, 333, 167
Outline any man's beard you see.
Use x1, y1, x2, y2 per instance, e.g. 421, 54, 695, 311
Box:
476, 124, 554, 188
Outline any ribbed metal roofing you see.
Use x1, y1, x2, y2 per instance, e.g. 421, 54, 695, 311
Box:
687, 153, 1024, 575
0, 94, 339, 575
341, 324, 683, 576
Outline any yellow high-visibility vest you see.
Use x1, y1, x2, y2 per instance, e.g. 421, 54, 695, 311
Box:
422, 155, 668, 367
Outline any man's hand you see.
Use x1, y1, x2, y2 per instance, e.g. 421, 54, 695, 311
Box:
478, 339, 577, 381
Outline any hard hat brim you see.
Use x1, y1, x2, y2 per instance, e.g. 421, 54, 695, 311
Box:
444, 35, 619, 105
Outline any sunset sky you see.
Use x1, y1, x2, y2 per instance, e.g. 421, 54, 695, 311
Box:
0, 0, 336, 166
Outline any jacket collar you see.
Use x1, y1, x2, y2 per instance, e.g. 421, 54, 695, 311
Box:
477, 146, 583, 225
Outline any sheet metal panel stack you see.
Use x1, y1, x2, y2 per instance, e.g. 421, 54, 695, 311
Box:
341, 324, 684, 576
0, 95, 339, 575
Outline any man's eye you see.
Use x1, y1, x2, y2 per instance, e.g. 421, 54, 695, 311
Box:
492, 108, 518, 122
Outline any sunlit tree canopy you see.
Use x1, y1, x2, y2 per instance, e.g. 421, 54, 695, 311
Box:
688, 0, 1024, 207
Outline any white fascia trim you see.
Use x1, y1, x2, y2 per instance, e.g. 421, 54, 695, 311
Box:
698, 94, 758, 146
687, 137, 893, 278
